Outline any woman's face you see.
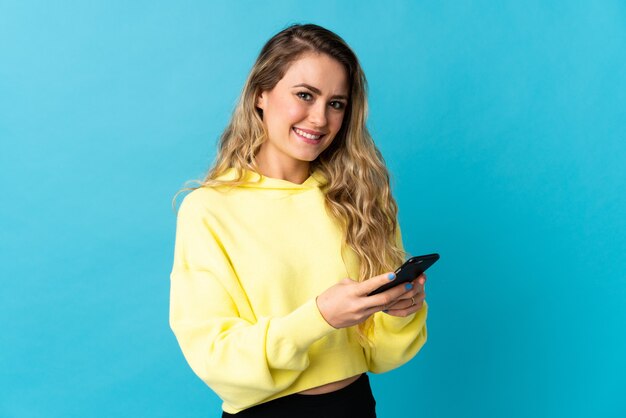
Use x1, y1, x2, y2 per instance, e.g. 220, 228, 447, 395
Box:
255, 52, 349, 172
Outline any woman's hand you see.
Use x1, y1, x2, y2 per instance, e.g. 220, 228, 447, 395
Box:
382, 274, 426, 317
316, 272, 426, 329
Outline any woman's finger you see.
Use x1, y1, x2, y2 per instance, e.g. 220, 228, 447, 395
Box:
383, 291, 426, 314
357, 271, 398, 296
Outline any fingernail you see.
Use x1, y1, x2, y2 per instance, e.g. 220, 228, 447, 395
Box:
388, 273, 395, 280
405, 283, 413, 290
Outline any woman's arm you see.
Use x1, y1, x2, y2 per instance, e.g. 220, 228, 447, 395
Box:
169, 193, 336, 410
362, 223, 429, 373
364, 302, 428, 373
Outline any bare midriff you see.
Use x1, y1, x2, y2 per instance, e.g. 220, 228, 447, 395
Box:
297, 373, 363, 395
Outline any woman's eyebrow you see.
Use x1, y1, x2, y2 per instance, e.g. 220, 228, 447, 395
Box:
292, 83, 348, 101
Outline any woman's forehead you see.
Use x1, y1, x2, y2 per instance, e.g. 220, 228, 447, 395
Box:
279, 53, 349, 95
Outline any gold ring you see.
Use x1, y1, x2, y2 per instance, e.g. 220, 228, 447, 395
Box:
410, 297, 416, 306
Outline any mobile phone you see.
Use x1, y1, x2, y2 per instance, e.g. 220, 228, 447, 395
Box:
367, 253, 440, 296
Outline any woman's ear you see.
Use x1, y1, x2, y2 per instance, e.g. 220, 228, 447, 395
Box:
256, 91, 266, 110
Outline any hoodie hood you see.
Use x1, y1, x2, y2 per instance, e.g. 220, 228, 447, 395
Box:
215, 167, 327, 191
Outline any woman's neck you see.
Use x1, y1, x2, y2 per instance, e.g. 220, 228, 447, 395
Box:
255, 151, 310, 184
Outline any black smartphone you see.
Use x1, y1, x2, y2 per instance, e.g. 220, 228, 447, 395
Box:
367, 253, 440, 296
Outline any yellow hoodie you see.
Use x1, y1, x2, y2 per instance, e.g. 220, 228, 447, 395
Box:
169, 168, 427, 414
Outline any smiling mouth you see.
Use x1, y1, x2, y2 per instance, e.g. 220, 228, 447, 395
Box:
293, 127, 324, 141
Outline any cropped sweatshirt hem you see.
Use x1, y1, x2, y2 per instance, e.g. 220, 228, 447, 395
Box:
222, 345, 369, 414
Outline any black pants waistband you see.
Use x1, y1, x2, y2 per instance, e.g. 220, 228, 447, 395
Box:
222, 373, 377, 417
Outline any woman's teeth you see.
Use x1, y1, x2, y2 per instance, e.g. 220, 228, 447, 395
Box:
294, 128, 322, 140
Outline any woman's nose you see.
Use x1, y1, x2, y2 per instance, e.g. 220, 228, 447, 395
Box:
308, 102, 327, 127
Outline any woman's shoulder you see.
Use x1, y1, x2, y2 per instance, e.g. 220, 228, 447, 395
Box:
176, 185, 229, 218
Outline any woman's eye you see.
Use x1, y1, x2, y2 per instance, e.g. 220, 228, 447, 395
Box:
296, 92, 313, 101
330, 101, 346, 110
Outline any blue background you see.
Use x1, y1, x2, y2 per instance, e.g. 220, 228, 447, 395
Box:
1, 1, 625, 417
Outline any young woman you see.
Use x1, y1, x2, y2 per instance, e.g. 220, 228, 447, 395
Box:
169, 24, 428, 417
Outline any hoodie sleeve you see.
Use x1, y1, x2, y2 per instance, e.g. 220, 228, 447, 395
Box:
169, 191, 336, 411
364, 222, 428, 373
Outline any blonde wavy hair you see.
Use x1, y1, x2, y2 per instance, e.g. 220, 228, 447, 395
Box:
185, 24, 405, 343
